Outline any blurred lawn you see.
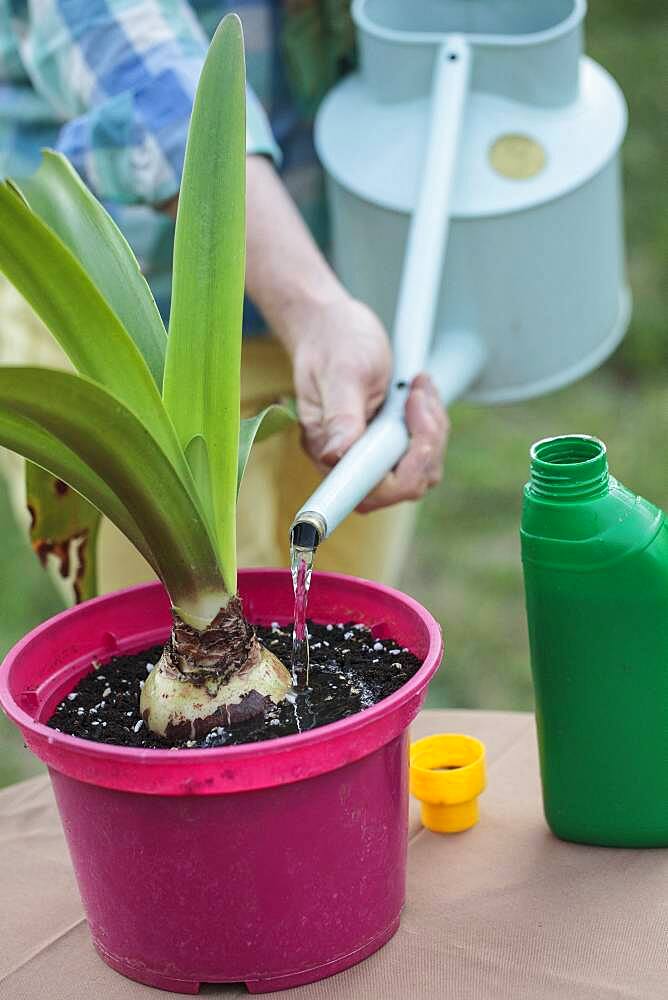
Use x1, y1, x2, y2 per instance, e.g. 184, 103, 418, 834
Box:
0, 0, 665, 786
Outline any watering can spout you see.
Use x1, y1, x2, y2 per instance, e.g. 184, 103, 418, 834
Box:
290, 511, 326, 552
292, 36, 477, 544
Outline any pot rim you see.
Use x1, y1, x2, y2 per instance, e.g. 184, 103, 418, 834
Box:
0, 569, 443, 792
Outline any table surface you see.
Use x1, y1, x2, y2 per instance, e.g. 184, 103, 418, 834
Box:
1, 709, 667, 1000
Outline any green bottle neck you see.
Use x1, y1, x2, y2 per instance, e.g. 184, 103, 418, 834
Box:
522, 435, 665, 566
529, 435, 609, 502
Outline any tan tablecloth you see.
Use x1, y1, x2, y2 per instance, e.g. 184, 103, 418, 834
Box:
1, 710, 667, 1000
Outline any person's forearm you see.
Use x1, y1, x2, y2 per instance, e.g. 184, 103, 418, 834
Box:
244, 155, 345, 352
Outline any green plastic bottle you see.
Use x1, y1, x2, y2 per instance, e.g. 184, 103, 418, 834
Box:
521, 435, 668, 847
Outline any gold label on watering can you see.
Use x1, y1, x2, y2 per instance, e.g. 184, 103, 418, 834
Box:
489, 134, 546, 179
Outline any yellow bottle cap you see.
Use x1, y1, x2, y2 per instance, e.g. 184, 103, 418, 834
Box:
410, 733, 486, 834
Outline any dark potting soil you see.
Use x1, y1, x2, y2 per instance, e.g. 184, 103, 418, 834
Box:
47, 621, 423, 749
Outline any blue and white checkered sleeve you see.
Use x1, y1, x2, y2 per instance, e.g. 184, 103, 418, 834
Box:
16, 0, 279, 205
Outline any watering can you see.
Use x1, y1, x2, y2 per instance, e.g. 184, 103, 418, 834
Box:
291, 0, 630, 547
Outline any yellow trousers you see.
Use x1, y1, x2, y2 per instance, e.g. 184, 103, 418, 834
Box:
0, 276, 415, 593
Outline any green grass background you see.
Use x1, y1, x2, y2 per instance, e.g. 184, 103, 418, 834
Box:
1, 0, 665, 786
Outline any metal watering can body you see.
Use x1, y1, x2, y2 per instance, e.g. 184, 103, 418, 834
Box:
293, 0, 630, 542
521, 436, 668, 848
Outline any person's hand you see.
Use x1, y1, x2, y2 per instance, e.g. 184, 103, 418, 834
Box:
357, 372, 449, 513
242, 156, 448, 510
286, 291, 449, 512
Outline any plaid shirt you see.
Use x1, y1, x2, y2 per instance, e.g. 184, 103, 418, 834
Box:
0, 1, 354, 325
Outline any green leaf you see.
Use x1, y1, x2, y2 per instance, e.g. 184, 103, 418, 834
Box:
0, 181, 187, 481
185, 434, 215, 529
14, 152, 167, 388
25, 462, 102, 603
0, 368, 226, 607
0, 410, 154, 570
163, 14, 246, 588
238, 402, 297, 495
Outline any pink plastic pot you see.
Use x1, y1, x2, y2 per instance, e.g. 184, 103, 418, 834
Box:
0, 569, 442, 994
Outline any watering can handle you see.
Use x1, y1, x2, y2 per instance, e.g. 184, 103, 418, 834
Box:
292, 37, 483, 544
392, 34, 472, 385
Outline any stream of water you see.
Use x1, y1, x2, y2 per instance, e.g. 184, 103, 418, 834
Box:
290, 542, 315, 690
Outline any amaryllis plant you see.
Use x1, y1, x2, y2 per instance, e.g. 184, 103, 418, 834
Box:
0, 16, 296, 741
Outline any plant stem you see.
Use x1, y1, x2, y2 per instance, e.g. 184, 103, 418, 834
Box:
173, 589, 232, 632
165, 596, 256, 683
